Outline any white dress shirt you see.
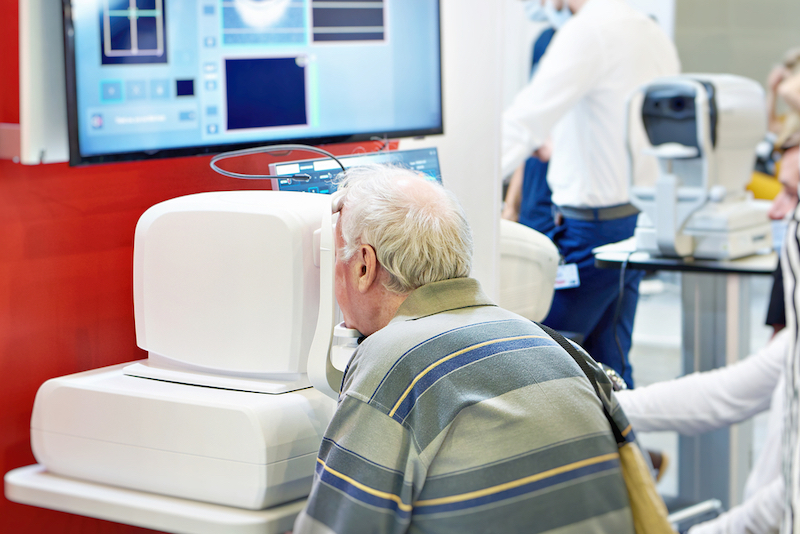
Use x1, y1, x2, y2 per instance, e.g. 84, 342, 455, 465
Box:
502, 0, 680, 208
616, 330, 789, 533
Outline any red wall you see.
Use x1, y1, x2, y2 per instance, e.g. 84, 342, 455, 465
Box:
0, 1, 385, 531
0, 157, 272, 534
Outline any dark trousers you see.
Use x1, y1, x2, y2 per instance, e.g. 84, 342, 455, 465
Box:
543, 213, 643, 388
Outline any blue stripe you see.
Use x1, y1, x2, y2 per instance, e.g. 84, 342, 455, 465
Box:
320, 437, 405, 477
315, 461, 412, 519
413, 458, 620, 515
368, 320, 514, 404
392, 336, 557, 422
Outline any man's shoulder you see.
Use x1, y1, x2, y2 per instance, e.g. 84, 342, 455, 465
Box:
362, 304, 546, 365
341, 307, 561, 405
543, 0, 654, 62
576, 0, 671, 41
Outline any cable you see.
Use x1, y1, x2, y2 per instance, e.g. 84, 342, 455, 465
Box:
611, 251, 634, 385
209, 144, 347, 180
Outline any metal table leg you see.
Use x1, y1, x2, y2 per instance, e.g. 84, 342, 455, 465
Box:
679, 272, 753, 509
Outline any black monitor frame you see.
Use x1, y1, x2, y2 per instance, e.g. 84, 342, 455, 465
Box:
62, 0, 443, 166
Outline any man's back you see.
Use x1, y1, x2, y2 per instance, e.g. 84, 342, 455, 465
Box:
295, 278, 634, 534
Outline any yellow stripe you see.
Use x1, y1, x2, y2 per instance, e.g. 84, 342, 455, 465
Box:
414, 452, 620, 508
621, 424, 632, 437
317, 458, 413, 512
388, 335, 549, 417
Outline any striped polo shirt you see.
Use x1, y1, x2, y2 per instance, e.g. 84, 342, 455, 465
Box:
294, 277, 634, 534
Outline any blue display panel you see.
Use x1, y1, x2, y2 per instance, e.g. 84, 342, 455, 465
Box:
63, 0, 442, 164
269, 147, 441, 194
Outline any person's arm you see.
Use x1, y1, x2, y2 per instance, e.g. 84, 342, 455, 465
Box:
293, 395, 423, 534
502, 138, 553, 221
501, 22, 603, 176
502, 163, 526, 222
687, 477, 783, 534
615, 330, 788, 435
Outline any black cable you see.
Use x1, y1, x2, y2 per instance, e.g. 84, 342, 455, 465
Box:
611, 251, 633, 385
209, 143, 347, 180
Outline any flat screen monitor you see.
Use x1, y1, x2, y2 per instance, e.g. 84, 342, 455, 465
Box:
268, 147, 441, 193
62, 0, 442, 165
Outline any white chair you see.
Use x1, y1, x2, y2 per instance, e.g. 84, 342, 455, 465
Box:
498, 219, 559, 322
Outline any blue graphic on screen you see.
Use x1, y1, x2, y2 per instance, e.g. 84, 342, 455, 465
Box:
222, 0, 305, 45
100, 0, 167, 65
312, 0, 384, 42
270, 148, 442, 194
67, 0, 442, 162
226, 57, 307, 129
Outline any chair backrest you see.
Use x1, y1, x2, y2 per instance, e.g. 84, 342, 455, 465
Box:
498, 219, 559, 322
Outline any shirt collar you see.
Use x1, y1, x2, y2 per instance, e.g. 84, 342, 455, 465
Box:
389, 277, 496, 323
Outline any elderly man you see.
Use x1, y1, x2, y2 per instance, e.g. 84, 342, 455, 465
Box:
503, 0, 680, 388
293, 164, 635, 534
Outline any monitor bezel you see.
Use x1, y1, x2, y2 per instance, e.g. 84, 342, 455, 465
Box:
62, 0, 443, 166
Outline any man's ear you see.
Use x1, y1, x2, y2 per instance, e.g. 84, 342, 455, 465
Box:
356, 244, 380, 293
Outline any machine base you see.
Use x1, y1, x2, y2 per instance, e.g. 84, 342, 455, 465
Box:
5, 464, 304, 534
634, 222, 772, 260
31, 363, 336, 510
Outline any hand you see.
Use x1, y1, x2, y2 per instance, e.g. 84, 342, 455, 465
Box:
533, 138, 553, 163
501, 204, 519, 222
767, 189, 797, 220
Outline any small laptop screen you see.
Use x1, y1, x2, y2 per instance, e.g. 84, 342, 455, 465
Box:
269, 148, 442, 194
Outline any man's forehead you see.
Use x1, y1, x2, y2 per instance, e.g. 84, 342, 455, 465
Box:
334, 217, 348, 251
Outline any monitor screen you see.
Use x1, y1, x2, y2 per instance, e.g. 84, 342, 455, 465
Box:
269, 147, 442, 193
63, 0, 442, 165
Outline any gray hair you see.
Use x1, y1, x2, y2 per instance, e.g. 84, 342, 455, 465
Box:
332, 164, 473, 294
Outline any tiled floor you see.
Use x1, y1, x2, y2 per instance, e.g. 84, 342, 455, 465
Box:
628, 271, 774, 498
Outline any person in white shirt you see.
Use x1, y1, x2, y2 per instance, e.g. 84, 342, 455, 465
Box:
616, 334, 787, 533
502, 0, 680, 387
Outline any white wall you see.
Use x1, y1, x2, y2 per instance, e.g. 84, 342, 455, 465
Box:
400, 0, 505, 300
19, 0, 69, 164
500, 0, 549, 109
674, 0, 800, 93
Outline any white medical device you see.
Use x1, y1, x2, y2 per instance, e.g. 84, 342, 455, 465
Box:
12, 156, 560, 529
627, 74, 770, 259
29, 191, 351, 511
498, 219, 559, 322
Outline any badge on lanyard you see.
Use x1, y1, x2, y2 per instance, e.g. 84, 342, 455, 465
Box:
554, 263, 580, 290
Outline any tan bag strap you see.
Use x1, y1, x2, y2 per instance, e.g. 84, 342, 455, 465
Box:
536, 322, 626, 445
537, 323, 677, 534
